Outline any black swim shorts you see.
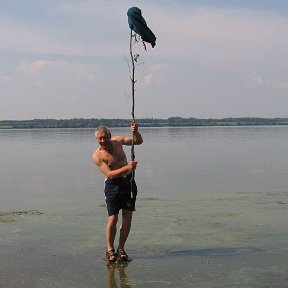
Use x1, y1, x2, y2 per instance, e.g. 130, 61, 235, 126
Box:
104, 174, 137, 216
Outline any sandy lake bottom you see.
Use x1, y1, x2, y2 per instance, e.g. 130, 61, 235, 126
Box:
1, 190, 288, 288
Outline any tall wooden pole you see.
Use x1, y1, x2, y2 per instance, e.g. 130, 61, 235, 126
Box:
129, 29, 136, 161
129, 29, 136, 199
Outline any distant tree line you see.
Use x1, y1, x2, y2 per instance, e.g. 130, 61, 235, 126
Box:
1, 117, 288, 129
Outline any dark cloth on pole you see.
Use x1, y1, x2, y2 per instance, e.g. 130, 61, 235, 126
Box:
127, 7, 156, 48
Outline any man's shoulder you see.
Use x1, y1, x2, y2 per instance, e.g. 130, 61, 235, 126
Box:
111, 136, 122, 141
92, 147, 101, 160
93, 146, 101, 153
111, 136, 125, 145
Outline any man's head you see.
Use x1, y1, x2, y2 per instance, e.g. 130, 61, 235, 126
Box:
95, 126, 111, 149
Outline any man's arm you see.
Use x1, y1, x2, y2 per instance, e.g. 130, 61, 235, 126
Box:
113, 123, 143, 146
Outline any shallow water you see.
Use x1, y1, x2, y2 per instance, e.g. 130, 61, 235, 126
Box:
1, 127, 288, 287
1, 195, 288, 287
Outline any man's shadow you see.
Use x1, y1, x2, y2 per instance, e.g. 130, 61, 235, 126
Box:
106, 260, 132, 288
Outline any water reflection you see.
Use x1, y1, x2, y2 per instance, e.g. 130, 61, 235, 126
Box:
106, 261, 131, 288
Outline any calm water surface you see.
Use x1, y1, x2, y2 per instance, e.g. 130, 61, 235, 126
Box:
1, 126, 288, 287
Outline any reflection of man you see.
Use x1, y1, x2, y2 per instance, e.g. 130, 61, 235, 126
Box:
92, 123, 143, 262
106, 262, 131, 288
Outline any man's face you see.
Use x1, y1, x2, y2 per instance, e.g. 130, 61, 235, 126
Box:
96, 131, 111, 149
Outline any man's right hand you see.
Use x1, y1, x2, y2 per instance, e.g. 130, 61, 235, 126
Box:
128, 161, 138, 170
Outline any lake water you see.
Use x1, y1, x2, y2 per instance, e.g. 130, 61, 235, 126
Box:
1, 126, 288, 287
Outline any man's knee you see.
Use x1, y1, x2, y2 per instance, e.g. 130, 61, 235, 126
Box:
107, 214, 118, 225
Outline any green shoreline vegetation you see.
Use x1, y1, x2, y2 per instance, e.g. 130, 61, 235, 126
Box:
1, 117, 288, 129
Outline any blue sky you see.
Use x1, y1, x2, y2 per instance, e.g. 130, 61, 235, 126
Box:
1, 0, 288, 120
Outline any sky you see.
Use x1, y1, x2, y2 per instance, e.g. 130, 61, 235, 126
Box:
1, 0, 288, 120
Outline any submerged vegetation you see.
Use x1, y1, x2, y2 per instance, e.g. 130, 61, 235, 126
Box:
1, 117, 288, 129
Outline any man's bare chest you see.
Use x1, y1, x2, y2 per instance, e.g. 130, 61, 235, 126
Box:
99, 143, 127, 168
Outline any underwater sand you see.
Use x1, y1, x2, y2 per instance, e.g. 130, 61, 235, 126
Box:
1, 191, 288, 288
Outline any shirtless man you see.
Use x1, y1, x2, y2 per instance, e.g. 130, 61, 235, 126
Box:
92, 123, 143, 262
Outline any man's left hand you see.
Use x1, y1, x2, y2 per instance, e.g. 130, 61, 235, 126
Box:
130, 123, 138, 132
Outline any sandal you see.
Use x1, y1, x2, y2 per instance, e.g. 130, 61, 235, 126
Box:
106, 249, 117, 262
117, 248, 130, 261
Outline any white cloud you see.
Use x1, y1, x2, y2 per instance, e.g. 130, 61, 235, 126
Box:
0, 75, 11, 81
17, 59, 99, 76
144, 74, 155, 86
87, 74, 98, 81
248, 74, 288, 90
249, 74, 266, 87
18, 60, 66, 73
273, 82, 288, 90
149, 64, 169, 72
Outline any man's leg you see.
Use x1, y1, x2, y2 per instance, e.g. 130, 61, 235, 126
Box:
118, 209, 133, 250
106, 214, 118, 252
